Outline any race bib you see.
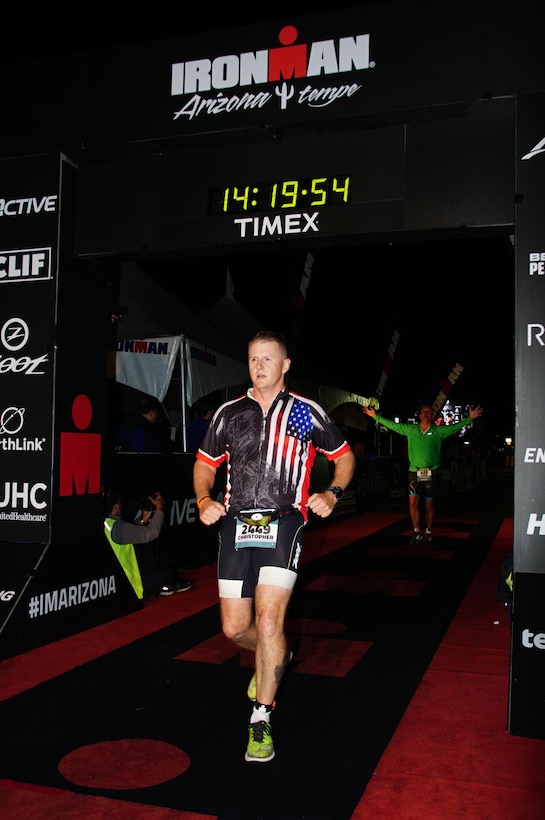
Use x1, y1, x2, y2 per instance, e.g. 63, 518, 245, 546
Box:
235, 510, 279, 549
417, 468, 432, 481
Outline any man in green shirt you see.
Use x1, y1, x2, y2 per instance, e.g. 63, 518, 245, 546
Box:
362, 403, 483, 543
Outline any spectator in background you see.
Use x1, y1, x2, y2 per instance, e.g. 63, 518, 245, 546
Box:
116, 395, 173, 453
363, 402, 483, 544
187, 398, 215, 452
103, 489, 192, 597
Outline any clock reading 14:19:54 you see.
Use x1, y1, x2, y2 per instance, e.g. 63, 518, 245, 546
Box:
209, 175, 351, 215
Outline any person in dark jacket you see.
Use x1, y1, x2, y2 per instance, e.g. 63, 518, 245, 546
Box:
116, 396, 173, 453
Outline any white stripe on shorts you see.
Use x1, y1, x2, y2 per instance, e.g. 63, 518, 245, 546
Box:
218, 578, 244, 598
258, 566, 297, 590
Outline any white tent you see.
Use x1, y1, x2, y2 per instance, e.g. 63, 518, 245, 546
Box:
114, 334, 249, 449
117, 262, 252, 361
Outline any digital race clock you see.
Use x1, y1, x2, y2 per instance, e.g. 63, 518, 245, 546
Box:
209, 175, 351, 215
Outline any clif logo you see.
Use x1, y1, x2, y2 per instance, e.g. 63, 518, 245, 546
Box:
0, 248, 52, 283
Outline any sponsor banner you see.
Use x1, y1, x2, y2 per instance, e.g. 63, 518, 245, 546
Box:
52, 4, 519, 146
0, 157, 61, 245
157, 127, 404, 248
510, 92, 545, 739
75, 97, 515, 257
0, 535, 141, 660
0, 156, 61, 543
3, 3, 544, 158
514, 93, 545, 575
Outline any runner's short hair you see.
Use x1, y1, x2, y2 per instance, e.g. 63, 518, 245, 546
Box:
248, 330, 288, 357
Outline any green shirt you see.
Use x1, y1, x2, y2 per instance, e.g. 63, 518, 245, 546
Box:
374, 414, 471, 472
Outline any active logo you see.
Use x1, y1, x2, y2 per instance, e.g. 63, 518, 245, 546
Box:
0, 195, 58, 217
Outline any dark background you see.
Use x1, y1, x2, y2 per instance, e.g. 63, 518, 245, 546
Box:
147, 238, 514, 423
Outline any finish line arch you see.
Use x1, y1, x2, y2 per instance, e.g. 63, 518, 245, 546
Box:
0, 1, 543, 737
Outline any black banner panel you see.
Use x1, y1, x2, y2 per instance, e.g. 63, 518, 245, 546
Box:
0, 155, 59, 544
0, 2, 540, 158
0, 155, 140, 659
509, 93, 545, 738
76, 100, 514, 257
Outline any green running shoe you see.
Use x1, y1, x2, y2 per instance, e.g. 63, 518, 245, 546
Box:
245, 720, 275, 762
247, 671, 257, 702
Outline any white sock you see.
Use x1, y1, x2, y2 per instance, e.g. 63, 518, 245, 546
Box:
251, 702, 272, 724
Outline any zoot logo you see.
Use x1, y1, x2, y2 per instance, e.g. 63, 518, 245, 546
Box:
0, 318, 48, 375
171, 25, 373, 120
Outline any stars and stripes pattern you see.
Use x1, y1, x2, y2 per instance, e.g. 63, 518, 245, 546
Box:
286, 400, 313, 442
197, 390, 351, 520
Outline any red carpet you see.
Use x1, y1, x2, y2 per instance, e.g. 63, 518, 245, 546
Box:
355, 518, 545, 819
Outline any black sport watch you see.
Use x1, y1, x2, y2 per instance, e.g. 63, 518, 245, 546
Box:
326, 485, 344, 501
